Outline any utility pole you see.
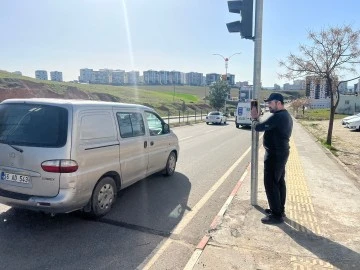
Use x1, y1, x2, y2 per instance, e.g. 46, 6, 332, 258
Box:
250, 0, 263, 206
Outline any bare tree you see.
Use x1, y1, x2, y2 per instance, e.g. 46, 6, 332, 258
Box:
290, 98, 310, 117
280, 25, 360, 145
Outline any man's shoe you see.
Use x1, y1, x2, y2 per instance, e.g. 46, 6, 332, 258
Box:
265, 208, 286, 217
261, 214, 284, 224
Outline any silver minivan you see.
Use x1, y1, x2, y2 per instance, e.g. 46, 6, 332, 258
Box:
0, 98, 179, 217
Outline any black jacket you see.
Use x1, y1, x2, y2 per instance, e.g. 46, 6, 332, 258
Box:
254, 110, 293, 151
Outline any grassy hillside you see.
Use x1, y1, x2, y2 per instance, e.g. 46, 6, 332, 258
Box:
0, 71, 213, 115
0, 70, 304, 115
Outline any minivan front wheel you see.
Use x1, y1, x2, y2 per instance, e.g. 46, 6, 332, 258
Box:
90, 177, 117, 217
164, 152, 177, 176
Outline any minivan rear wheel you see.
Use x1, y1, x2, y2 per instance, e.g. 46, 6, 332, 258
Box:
164, 152, 177, 176
90, 177, 117, 218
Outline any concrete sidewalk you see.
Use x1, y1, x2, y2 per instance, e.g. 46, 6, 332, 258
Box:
186, 120, 360, 269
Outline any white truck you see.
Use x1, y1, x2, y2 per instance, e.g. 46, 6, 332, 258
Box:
235, 101, 252, 128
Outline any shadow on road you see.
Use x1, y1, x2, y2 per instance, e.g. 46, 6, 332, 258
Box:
0, 172, 191, 269
103, 171, 191, 233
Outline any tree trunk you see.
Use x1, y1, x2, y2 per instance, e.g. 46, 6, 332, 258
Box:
326, 78, 334, 145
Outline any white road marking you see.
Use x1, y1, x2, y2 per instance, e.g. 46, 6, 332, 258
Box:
179, 136, 193, 141
0, 204, 11, 214
179, 128, 223, 141
183, 250, 203, 270
142, 145, 252, 270
204, 129, 217, 134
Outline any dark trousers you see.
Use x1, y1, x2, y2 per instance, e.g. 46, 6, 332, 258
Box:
264, 149, 289, 217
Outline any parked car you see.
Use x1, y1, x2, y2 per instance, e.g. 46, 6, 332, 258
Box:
0, 98, 179, 217
205, 111, 227, 125
341, 113, 360, 125
346, 116, 360, 131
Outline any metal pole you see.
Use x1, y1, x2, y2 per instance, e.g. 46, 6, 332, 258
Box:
204, 85, 207, 104
251, 0, 263, 206
225, 60, 228, 112
173, 83, 175, 102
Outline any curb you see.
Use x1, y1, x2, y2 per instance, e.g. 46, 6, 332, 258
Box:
183, 164, 250, 270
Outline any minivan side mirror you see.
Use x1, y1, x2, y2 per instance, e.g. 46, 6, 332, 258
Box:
163, 123, 170, 134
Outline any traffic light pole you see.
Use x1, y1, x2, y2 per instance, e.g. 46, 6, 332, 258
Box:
250, 0, 263, 206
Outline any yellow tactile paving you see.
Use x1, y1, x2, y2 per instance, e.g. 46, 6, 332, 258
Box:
286, 138, 334, 269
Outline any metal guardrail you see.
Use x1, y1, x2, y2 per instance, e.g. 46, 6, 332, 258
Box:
161, 110, 209, 125
161, 110, 234, 125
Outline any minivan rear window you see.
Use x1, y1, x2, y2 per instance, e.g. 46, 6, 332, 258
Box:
0, 103, 68, 147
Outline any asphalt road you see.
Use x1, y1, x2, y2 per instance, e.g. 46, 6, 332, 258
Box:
0, 121, 253, 270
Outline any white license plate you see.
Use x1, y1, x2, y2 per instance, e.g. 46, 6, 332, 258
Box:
0, 172, 30, 184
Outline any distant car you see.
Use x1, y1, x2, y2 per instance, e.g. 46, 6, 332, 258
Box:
346, 117, 360, 131
205, 111, 227, 125
342, 113, 360, 125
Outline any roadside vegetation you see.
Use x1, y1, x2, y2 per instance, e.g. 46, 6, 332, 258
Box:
294, 108, 348, 121
289, 107, 348, 155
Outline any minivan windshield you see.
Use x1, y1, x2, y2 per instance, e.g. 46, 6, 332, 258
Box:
0, 103, 68, 147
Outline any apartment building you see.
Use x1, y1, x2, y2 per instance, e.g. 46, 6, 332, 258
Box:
228, 74, 235, 86
35, 70, 48, 80
274, 84, 281, 90
283, 80, 305, 91
159, 70, 170, 85
50, 71, 63, 82
125, 71, 139, 84
170, 71, 184, 85
305, 76, 338, 108
91, 69, 111, 84
111, 70, 125, 85
143, 70, 159, 84
206, 73, 221, 85
143, 70, 184, 85
79, 68, 93, 83
186, 72, 203, 86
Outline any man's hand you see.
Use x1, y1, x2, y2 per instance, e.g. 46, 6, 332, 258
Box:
251, 106, 261, 120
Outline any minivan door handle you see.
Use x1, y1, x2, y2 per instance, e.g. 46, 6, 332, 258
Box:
144, 141, 147, 148
150, 141, 154, 146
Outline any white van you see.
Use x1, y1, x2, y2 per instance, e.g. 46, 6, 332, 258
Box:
0, 99, 179, 217
235, 101, 252, 128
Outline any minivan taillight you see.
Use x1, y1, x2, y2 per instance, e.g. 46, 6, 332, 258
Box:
41, 160, 79, 173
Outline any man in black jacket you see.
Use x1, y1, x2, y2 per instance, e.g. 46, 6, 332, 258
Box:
251, 93, 293, 224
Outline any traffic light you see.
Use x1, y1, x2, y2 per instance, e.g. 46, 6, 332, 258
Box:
226, 0, 254, 40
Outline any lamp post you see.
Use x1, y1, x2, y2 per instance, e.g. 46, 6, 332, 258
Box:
213, 52, 241, 82
213, 53, 241, 110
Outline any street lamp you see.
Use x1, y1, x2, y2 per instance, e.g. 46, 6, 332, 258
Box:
213, 52, 241, 110
213, 52, 241, 82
